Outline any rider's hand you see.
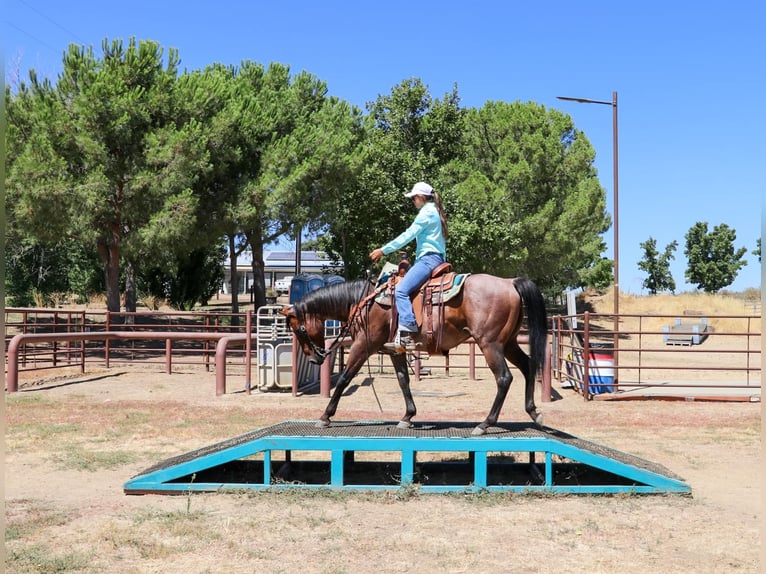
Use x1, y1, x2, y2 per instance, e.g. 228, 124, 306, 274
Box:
369, 248, 383, 262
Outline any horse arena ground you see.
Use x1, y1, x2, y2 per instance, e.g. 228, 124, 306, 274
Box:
4, 362, 761, 574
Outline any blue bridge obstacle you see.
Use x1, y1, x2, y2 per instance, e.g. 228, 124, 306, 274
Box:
124, 420, 691, 496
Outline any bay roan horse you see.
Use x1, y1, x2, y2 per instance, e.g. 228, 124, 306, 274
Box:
280, 274, 548, 435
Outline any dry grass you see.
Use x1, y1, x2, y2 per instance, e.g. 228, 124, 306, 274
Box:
581, 287, 761, 333
583, 286, 759, 314
4, 289, 762, 573
4, 368, 762, 574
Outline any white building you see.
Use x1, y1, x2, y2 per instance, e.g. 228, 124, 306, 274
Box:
220, 250, 343, 295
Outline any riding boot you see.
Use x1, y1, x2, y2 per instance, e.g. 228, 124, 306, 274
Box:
383, 331, 420, 354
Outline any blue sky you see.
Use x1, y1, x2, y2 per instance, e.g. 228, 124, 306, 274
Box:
4, 0, 763, 292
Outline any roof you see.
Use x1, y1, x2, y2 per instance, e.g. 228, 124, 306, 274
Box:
226, 250, 342, 271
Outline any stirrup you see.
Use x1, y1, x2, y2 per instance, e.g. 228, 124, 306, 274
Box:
383, 331, 419, 354
382, 340, 406, 354
399, 333, 420, 351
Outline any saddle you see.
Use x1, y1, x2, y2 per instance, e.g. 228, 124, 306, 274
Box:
384, 262, 470, 351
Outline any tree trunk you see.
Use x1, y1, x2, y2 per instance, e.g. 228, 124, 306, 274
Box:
251, 241, 267, 308
99, 241, 121, 313
124, 262, 137, 323
228, 235, 240, 326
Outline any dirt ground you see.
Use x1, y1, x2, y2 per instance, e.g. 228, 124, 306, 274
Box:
4, 363, 763, 574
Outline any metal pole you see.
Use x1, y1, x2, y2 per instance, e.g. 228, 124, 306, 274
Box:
556, 92, 620, 380
611, 91, 620, 380
245, 310, 252, 394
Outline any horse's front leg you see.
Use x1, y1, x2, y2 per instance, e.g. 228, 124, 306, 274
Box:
316, 347, 367, 428
391, 354, 417, 428
316, 370, 353, 427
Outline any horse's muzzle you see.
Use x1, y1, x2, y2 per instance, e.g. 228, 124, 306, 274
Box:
308, 347, 328, 365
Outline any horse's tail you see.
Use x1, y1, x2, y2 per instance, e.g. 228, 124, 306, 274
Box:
513, 277, 548, 377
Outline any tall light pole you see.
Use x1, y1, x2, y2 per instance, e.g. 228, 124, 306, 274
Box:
557, 92, 619, 378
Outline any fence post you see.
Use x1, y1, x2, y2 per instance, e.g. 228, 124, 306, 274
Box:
582, 311, 590, 400
105, 312, 111, 368
245, 310, 252, 394
541, 339, 552, 403
291, 336, 299, 397
165, 339, 172, 374
414, 352, 421, 380
52, 312, 58, 367
79, 310, 86, 373
469, 341, 476, 380
321, 339, 332, 398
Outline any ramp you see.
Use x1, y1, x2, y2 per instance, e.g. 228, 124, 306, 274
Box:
124, 420, 691, 495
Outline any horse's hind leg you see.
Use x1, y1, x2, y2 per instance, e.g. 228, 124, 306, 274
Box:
505, 341, 543, 426
474, 344, 513, 435
391, 354, 417, 428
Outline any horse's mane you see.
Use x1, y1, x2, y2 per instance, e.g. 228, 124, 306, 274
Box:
294, 279, 372, 322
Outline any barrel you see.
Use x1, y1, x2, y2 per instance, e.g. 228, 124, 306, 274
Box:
587, 343, 615, 394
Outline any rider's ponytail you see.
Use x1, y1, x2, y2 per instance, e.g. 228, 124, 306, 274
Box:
432, 192, 449, 240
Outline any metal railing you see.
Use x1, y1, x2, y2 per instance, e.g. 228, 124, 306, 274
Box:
551, 312, 761, 400
4, 307, 247, 373
6, 307, 761, 402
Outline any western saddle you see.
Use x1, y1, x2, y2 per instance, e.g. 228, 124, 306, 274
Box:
387, 261, 461, 351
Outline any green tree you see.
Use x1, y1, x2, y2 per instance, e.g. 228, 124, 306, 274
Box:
443, 101, 611, 292
5, 81, 105, 306
322, 79, 465, 278
684, 222, 748, 293
754, 238, 761, 263
139, 244, 225, 310
188, 61, 361, 309
6, 38, 199, 312
638, 237, 677, 294
159, 63, 248, 313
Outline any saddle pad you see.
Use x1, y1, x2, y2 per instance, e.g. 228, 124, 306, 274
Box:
431, 273, 469, 303
374, 273, 470, 306
375, 291, 392, 306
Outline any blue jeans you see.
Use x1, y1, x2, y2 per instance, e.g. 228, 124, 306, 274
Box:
394, 252, 444, 332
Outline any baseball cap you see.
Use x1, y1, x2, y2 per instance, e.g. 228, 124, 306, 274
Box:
404, 181, 433, 198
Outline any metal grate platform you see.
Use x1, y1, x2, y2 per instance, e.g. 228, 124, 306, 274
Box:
124, 420, 691, 495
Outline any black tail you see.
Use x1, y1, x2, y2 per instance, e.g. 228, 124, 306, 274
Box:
513, 277, 548, 377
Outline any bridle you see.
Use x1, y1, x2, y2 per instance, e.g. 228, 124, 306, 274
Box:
293, 324, 324, 361
287, 276, 385, 364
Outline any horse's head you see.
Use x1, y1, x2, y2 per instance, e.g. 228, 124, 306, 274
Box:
280, 304, 328, 364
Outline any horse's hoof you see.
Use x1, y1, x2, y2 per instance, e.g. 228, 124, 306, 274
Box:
471, 426, 487, 436
397, 420, 413, 429
531, 411, 544, 426
315, 419, 330, 428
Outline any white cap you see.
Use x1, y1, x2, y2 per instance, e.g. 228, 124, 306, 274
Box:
404, 181, 433, 198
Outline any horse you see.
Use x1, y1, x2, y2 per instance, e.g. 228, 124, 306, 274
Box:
280, 273, 548, 436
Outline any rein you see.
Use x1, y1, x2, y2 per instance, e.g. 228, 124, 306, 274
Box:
293, 276, 384, 363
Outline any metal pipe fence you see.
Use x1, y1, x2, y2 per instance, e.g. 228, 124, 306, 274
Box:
5, 308, 761, 402
551, 311, 761, 401
4, 307, 251, 382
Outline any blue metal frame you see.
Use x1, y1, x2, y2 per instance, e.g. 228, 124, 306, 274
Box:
124, 421, 691, 495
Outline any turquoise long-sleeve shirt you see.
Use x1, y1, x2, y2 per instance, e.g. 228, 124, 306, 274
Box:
381, 202, 446, 260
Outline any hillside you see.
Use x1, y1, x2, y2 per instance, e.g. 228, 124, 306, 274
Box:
580, 287, 760, 317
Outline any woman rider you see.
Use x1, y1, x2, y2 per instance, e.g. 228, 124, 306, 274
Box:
369, 182, 448, 353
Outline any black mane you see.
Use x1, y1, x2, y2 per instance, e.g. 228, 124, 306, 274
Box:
294, 279, 372, 322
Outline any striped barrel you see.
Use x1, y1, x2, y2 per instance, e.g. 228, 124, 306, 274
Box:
588, 348, 615, 394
